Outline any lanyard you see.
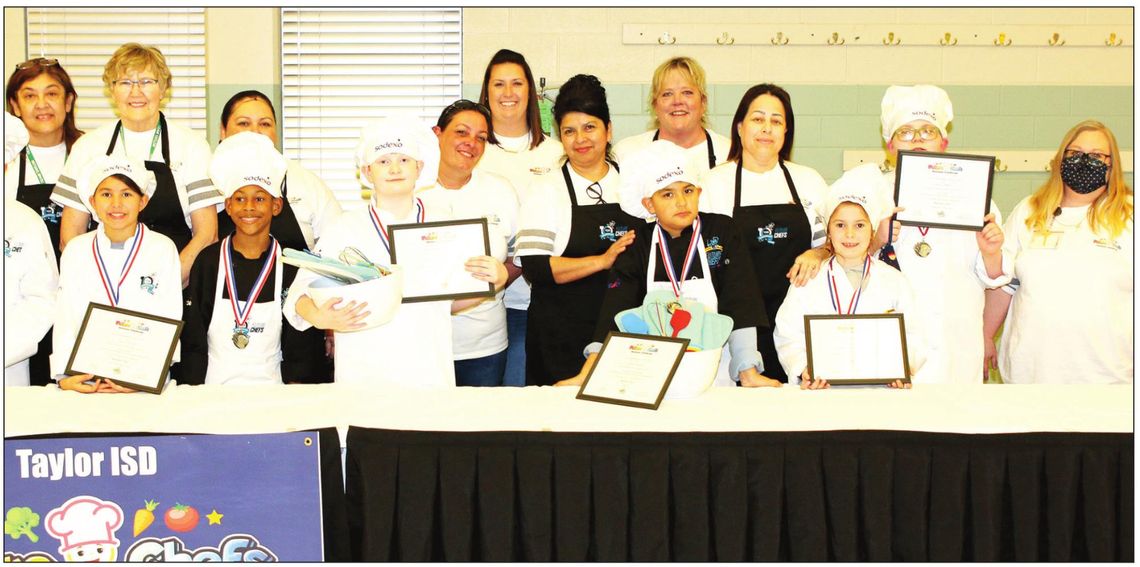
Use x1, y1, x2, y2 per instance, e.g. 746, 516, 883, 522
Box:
368, 198, 425, 260
92, 224, 145, 306
25, 147, 46, 185
827, 255, 871, 314
654, 216, 702, 298
222, 236, 278, 329
118, 121, 163, 161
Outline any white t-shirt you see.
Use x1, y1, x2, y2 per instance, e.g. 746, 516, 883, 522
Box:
50, 118, 223, 226
998, 198, 1133, 384
4, 200, 58, 386
515, 163, 622, 260
281, 159, 344, 251
5, 142, 66, 200
477, 132, 564, 311
613, 128, 731, 175
699, 160, 829, 248
418, 170, 520, 359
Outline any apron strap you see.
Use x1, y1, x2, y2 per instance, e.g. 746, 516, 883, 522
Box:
561, 162, 579, 208
734, 159, 804, 208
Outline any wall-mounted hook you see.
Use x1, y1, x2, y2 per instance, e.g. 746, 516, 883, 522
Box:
771, 32, 789, 46
1105, 32, 1123, 46
716, 31, 735, 45
657, 32, 676, 45
994, 158, 1008, 173
939, 32, 958, 46
1044, 162, 1052, 173
827, 32, 845, 46
1048, 32, 1065, 46
993, 33, 1012, 46
882, 32, 901, 46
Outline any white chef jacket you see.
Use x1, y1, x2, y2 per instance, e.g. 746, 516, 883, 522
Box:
997, 198, 1133, 384
699, 160, 829, 248
51, 226, 183, 378
417, 170, 519, 360
4, 200, 59, 386
613, 128, 731, 175
282, 203, 455, 388
774, 255, 927, 384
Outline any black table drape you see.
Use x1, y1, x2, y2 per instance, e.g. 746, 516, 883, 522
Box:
345, 428, 1133, 562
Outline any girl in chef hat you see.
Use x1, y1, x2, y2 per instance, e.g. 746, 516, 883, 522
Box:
773, 163, 927, 389
52, 155, 182, 392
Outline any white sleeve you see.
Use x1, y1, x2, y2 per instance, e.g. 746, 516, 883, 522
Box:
50, 246, 88, 378
500, 179, 521, 258
180, 134, 224, 212
697, 168, 732, 216
303, 169, 344, 249
997, 200, 1030, 295
773, 283, 809, 384
4, 214, 59, 367
50, 140, 93, 211
514, 180, 557, 261
799, 167, 830, 247
974, 200, 1014, 288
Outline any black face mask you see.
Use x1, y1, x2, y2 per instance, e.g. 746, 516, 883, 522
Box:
1060, 154, 1109, 194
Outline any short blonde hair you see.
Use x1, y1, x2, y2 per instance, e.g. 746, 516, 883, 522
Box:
648, 56, 709, 129
102, 43, 172, 98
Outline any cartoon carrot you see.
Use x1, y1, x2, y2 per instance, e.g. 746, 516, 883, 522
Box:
133, 500, 159, 536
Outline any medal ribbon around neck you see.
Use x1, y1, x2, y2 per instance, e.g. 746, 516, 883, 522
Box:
92, 224, 145, 306
654, 216, 702, 298
223, 235, 278, 331
828, 255, 872, 314
369, 198, 425, 259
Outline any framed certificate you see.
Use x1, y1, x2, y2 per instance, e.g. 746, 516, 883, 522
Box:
893, 150, 995, 231
577, 332, 689, 410
389, 218, 495, 303
804, 313, 910, 386
65, 303, 184, 394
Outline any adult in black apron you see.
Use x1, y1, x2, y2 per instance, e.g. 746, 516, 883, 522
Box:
732, 161, 812, 383
652, 128, 717, 169
526, 162, 640, 386
105, 113, 192, 251
216, 175, 307, 252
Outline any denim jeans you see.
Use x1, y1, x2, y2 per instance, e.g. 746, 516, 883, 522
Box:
502, 308, 527, 387
454, 349, 508, 387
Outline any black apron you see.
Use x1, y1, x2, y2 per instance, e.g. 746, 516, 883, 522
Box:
217, 174, 309, 252
732, 161, 812, 383
105, 113, 193, 251
526, 162, 640, 386
653, 128, 717, 169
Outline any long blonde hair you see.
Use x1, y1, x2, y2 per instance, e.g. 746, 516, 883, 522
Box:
1027, 120, 1132, 238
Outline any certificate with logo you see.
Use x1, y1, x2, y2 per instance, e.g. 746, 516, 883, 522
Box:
65, 303, 184, 394
804, 314, 911, 385
577, 332, 689, 410
894, 150, 995, 231
389, 218, 495, 303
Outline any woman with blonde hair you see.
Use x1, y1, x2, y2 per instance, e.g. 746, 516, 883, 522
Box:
984, 120, 1133, 384
51, 43, 221, 285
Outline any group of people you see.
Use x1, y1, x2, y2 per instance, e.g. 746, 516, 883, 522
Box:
4, 42, 1133, 393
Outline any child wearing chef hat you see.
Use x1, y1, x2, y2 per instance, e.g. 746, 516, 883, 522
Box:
283, 115, 507, 387
557, 140, 781, 388
773, 163, 927, 389
52, 156, 182, 392
45, 495, 124, 562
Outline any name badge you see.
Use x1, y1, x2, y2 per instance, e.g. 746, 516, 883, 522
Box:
1029, 230, 1062, 249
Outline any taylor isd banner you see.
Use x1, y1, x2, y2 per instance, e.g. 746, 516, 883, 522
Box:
3, 432, 322, 562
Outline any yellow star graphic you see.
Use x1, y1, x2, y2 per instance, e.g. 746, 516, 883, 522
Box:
206, 509, 224, 525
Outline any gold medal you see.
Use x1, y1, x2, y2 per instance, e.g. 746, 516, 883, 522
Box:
914, 241, 932, 257
233, 331, 249, 349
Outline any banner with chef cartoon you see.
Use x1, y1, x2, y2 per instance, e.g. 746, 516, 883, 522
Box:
3, 432, 322, 562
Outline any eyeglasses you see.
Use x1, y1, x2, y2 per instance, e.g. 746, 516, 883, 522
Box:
893, 126, 941, 143
1063, 148, 1112, 167
112, 78, 161, 91
585, 182, 606, 205
14, 57, 58, 71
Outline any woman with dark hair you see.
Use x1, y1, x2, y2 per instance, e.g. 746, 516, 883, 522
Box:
514, 74, 641, 386
698, 83, 830, 383
5, 57, 85, 254
216, 90, 342, 253
419, 100, 523, 387
475, 49, 564, 386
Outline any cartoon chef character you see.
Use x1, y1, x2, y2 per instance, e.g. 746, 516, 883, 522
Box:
44, 496, 124, 562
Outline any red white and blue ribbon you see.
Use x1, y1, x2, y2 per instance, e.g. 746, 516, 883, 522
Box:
654, 216, 702, 298
92, 224, 145, 306
369, 198, 425, 260
222, 235, 278, 330
828, 255, 872, 314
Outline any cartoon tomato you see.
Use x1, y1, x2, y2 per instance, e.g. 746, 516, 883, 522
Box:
163, 504, 199, 533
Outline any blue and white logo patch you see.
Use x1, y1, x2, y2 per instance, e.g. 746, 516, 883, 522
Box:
139, 274, 158, 295
705, 236, 724, 267
757, 222, 789, 245
598, 220, 630, 242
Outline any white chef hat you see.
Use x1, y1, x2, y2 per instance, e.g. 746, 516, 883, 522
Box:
824, 163, 886, 225
209, 131, 288, 199
618, 140, 700, 219
78, 155, 156, 214
355, 115, 440, 190
880, 84, 954, 143
5, 112, 29, 166
45, 496, 124, 552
